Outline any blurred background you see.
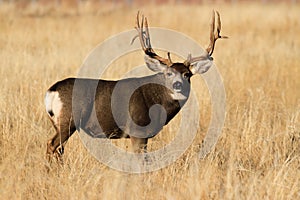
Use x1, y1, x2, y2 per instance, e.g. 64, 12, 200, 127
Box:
0, 0, 299, 15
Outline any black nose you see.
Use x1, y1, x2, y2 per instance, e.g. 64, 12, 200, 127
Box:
173, 81, 182, 90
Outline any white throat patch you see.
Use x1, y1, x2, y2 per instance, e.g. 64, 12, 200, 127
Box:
170, 92, 187, 100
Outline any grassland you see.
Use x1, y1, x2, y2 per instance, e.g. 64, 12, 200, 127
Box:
0, 1, 299, 199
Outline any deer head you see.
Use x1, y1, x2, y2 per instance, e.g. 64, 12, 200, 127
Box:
133, 11, 227, 100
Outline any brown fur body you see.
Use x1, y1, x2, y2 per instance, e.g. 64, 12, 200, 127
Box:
46, 71, 191, 159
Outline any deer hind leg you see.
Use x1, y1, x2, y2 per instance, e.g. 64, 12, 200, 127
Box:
46, 117, 76, 162
45, 90, 76, 162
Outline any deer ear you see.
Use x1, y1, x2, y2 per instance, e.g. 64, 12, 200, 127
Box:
189, 59, 213, 74
144, 55, 168, 72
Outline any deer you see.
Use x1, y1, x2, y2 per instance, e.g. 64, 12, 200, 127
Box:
45, 11, 226, 161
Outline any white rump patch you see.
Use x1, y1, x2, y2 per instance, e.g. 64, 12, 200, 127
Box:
45, 91, 63, 124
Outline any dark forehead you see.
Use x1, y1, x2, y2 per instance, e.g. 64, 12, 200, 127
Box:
170, 63, 191, 73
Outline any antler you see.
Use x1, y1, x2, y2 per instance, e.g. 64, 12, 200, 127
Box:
134, 11, 173, 67
206, 10, 228, 56
184, 10, 227, 66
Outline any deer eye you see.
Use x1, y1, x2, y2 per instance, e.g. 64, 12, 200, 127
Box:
182, 72, 190, 79
166, 72, 173, 77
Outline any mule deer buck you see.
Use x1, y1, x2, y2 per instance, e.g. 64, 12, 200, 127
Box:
45, 11, 226, 161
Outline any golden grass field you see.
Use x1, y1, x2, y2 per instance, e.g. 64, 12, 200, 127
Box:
0, 1, 299, 199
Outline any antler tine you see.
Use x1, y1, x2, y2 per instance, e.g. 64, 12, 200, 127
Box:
206, 10, 216, 56
167, 52, 172, 63
216, 11, 221, 38
134, 12, 172, 66
184, 10, 227, 66
135, 12, 146, 51
144, 17, 151, 48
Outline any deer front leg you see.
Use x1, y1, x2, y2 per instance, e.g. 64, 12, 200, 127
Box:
130, 137, 148, 153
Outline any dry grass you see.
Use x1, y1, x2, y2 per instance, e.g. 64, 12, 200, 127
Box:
0, 2, 299, 199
